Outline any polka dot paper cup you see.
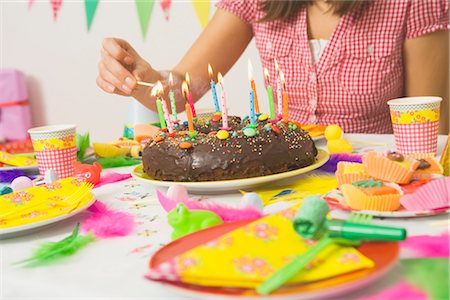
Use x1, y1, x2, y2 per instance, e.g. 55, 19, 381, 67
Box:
388, 97, 441, 155
28, 124, 77, 178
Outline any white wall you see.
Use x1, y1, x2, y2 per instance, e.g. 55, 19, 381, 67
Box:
2, 0, 266, 141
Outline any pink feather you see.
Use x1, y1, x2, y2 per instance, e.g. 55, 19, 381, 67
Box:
81, 200, 135, 238
359, 281, 427, 300
94, 173, 132, 188
401, 233, 449, 258
156, 190, 263, 222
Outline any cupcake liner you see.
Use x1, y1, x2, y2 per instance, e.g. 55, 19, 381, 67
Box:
340, 184, 402, 212
336, 162, 372, 187
363, 151, 419, 184
400, 177, 450, 211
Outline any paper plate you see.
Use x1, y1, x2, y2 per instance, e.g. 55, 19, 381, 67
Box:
325, 189, 450, 218
0, 193, 95, 239
148, 221, 399, 300
132, 149, 329, 194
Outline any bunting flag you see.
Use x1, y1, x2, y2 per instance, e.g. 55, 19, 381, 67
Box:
85, 0, 99, 31
28, 0, 34, 9
135, 0, 156, 38
160, 0, 171, 21
50, 0, 63, 21
191, 0, 211, 28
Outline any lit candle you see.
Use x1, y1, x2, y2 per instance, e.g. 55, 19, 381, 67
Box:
182, 81, 195, 132
264, 68, 275, 120
274, 59, 283, 120
151, 82, 167, 129
168, 72, 178, 122
218, 72, 230, 130
158, 84, 174, 134
280, 70, 289, 122
248, 59, 260, 114
208, 64, 220, 113
249, 90, 256, 126
184, 72, 197, 118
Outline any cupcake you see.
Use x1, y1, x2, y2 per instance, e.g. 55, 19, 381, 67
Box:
400, 177, 450, 211
335, 162, 372, 187
340, 179, 403, 211
362, 151, 420, 184
409, 155, 444, 180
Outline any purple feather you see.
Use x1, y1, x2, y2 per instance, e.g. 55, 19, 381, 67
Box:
0, 169, 28, 183
318, 153, 362, 173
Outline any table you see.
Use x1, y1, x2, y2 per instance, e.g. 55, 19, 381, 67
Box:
1, 134, 449, 299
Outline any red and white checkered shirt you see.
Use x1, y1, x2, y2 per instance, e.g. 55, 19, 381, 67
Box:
217, 0, 450, 133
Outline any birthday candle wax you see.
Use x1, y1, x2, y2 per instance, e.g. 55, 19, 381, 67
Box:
248, 60, 260, 114
280, 71, 289, 122
185, 103, 195, 132
156, 99, 167, 129
208, 64, 220, 112
161, 98, 174, 133
168, 73, 178, 121
275, 59, 283, 118
218, 73, 229, 129
185, 72, 197, 118
250, 90, 256, 126
264, 68, 275, 120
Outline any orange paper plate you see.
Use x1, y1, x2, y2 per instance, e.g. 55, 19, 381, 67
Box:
148, 220, 399, 299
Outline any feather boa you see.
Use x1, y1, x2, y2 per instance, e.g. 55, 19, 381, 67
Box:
82, 200, 135, 238
318, 153, 362, 173
156, 190, 263, 222
0, 169, 28, 183
97, 156, 141, 169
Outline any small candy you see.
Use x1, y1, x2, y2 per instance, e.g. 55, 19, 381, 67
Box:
179, 131, 187, 136
180, 142, 192, 149
205, 120, 210, 125
232, 131, 238, 137
167, 184, 189, 202
264, 123, 272, 128
11, 176, 33, 192
208, 131, 217, 136
154, 136, 165, 143
387, 151, 404, 162
183, 121, 189, 127
241, 192, 263, 212
0, 186, 13, 195
417, 159, 431, 170
272, 125, 281, 134
211, 115, 221, 122
258, 114, 269, 121
44, 169, 59, 183
216, 130, 230, 140
243, 127, 256, 137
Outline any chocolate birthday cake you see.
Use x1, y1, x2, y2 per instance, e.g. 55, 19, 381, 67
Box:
142, 114, 318, 182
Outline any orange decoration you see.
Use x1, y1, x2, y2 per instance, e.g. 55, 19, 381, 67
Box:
180, 142, 193, 149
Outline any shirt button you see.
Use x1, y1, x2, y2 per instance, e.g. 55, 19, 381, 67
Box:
310, 72, 317, 82
266, 41, 272, 51
309, 115, 317, 124
367, 44, 374, 55
310, 98, 317, 106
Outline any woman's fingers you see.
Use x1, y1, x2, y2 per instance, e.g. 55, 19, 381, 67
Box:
102, 38, 134, 65
96, 75, 128, 96
100, 52, 136, 94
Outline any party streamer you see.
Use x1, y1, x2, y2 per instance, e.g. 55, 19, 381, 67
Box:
160, 0, 171, 20
28, 0, 34, 9
135, 0, 156, 38
50, 0, 63, 21
191, 0, 211, 28
84, 0, 99, 31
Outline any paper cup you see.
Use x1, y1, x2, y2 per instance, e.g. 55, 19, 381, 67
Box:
28, 124, 77, 178
388, 96, 441, 154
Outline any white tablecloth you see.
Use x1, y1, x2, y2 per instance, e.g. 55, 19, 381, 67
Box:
2, 134, 449, 299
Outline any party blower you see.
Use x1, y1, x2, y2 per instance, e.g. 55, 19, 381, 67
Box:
256, 196, 406, 295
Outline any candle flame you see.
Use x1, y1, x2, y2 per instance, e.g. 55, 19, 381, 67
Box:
217, 72, 224, 86
181, 81, 189, 100
168, 72, 173, 87
264, 68, 270, 85
185, 72, 190, 86
208, 64, 213, 79
247, 59, 253, 81
151, 81, 163, 97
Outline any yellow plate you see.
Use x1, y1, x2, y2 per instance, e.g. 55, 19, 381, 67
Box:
132, 149, 329, 194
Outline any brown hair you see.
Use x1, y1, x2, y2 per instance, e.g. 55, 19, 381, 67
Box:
260, 0, 365, 22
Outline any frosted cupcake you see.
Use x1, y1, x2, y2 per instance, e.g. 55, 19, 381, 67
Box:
340, 179, 403, 212
335, 162, 372, 187
362, 151, 420, 184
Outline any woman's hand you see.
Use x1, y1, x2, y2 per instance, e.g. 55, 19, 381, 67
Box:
97, 38, 159, 97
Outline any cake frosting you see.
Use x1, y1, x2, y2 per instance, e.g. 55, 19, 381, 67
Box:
142, 115, 318, 182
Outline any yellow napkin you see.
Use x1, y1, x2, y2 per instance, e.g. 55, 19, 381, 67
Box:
0, 151, 37, 167
149, 204, 374, 288
0, 177, 93, 229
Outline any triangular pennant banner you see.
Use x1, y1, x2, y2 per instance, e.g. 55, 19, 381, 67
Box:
85, 0, 99, 31
160, 0, 171, 21
28, 0, 35, 9
192, 0, 211, 28
135, 0, 155, 38
50, 0, 63, 21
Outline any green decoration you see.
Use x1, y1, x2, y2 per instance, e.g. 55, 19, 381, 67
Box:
76, 133, 90, 162
97, 156, 141, 169
135, 0, 155, 38
402, 258, 449, 300
84, 0, 99, 31
17, 223, 94, 267
167, 203, 223, 240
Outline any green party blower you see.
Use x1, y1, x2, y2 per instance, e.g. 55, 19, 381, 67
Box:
256, 196, 407, 295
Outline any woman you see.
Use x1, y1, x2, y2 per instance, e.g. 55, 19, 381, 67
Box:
97, 0, 449, 133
